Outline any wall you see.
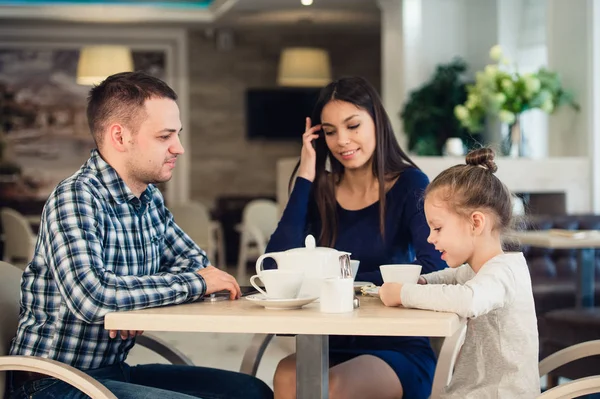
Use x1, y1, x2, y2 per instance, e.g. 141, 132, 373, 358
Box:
186, 28, 380, 207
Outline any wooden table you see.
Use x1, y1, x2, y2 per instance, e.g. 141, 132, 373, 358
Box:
506, 230, 600, 307
105, 296, 464, 399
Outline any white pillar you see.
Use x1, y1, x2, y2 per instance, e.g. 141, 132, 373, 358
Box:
547, 0, 599, 211
464, 0, 498, 78
590, 0, 600, 213
546, 0, 590, 157
378, 0, 406, 147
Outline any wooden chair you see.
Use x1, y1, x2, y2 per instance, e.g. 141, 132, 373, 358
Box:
0, 261, 193, 399
169, 201, 225, 268
538, 340, 600, 398
236, 199, 278, 281
0, 208, 36, 269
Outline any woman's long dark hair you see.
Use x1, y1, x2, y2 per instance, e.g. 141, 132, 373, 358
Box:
290, 76, 419, 247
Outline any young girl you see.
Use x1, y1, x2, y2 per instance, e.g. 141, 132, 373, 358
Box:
380, 148, 540, 398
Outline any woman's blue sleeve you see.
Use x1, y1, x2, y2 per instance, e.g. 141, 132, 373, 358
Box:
265, 177, 314, 253
405, 171, 448, 274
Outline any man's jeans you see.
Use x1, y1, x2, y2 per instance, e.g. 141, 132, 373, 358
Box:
9, 362, 274, 399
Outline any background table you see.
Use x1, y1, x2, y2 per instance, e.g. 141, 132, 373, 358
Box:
506, 230, 600, 307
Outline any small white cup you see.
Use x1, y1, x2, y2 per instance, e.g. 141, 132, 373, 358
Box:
320, 277, 354, 313
350, 260, 360, 280
250, 270, 304, 299
380, 264, 422, 284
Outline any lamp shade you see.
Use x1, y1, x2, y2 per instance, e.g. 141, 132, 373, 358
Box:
76, 45, 134, 86
277, 47, 331, 87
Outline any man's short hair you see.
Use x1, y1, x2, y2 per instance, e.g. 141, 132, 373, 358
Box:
86, 71, 178, 147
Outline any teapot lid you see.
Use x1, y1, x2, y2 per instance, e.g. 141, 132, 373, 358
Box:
285, 234, 351, 256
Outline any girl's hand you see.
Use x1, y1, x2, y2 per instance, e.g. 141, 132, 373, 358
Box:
418, 276, 427, 285
379, 283, 403, 307
296, 117, 322, 182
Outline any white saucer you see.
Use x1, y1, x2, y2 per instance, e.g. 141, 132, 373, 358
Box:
245, 294, 318, 310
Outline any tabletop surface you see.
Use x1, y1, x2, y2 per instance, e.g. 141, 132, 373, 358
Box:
105, 296, 462, 337
506, 230, 600, 249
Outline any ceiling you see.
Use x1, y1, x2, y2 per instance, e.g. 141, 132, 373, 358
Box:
222, 0, 380, 30
0, 0, 381, 29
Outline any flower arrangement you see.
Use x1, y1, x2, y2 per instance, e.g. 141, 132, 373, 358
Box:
454, 45, 579, 134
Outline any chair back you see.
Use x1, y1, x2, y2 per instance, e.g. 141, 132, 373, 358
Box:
242, 200, 278, 240
0, 208, 35, 268
0, 261, 24, 397
169, 202, 212, 249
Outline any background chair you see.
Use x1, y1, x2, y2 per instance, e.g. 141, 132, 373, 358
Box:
236, 199, 278, 281
0, 208, 36, 270
538, 340, 600, 398
0, 260, 193, 399
169, 201, 225, 268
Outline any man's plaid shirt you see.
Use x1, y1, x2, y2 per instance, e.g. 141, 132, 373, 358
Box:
9, 149, 208, 370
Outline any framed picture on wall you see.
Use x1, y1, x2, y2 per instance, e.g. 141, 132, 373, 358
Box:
0, 48, 165, 201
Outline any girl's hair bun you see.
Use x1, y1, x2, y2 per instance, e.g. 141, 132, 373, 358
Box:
465, 147, 498, 173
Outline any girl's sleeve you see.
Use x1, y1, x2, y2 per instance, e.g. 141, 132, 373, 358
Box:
401, 262, 517, 319
422, 266, 463, 285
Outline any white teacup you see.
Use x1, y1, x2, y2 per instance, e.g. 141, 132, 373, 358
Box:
250, 269, 304, 299
350, 260, 360, 280
380, 264, 422, 284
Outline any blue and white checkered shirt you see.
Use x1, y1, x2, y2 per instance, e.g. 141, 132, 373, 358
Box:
9, 149, 208, 370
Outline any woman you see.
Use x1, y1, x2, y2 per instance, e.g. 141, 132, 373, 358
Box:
266, 76, 447, 399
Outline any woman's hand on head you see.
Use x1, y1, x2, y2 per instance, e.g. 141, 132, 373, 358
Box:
297, 117, 322, 183
379, 283, 403, 307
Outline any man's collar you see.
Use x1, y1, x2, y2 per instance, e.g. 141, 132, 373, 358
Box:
88, 149, 153, 205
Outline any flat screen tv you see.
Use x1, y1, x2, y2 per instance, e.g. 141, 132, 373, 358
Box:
245, 87, 321, 141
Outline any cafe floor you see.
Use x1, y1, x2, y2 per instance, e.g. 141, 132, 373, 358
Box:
127, 331, 294, 389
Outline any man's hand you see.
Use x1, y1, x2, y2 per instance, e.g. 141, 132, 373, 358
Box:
197, 265, 242, 300
379, 283, 403, 307
418, 276, 427, 285
109, 330, 143, 339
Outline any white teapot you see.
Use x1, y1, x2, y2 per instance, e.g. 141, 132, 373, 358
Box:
255, 235, 350, 298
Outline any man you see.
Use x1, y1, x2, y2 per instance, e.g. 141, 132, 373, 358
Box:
8, 72, 273, 399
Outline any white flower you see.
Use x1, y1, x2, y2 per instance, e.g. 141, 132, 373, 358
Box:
484, 64, 498, 77
454, 105, 470, 121
540, 99, 554, 113
501, 79, 514, 93
489, 45, 503, 62
523, 74, 541, 95
466, 93, 480, 109
495, 93, 507, 105
498, 110, 516, 124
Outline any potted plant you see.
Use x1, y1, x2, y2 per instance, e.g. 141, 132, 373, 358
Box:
454, 45, 580, 157
401, 58, 483, 156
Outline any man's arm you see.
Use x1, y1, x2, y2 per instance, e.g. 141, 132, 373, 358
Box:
158, 207, 210, 274
44, 185, 207, 325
